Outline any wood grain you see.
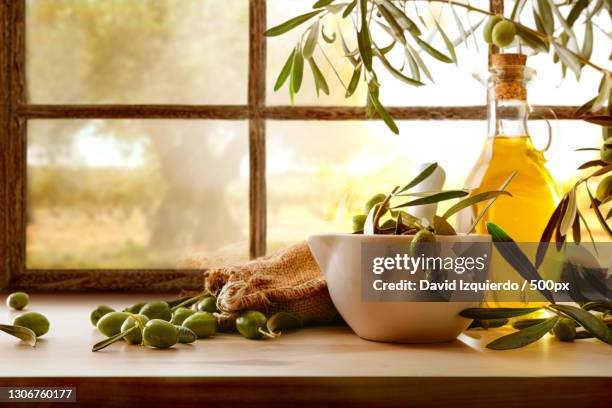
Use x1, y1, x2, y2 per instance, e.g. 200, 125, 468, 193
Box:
0, 293, 611, 407
18, 104, 250, 119
18, 104, 583, 121
13, 269, 203, 291
0, 377, 609, 407
248, 0, 267, 258
0, 0, 10, 289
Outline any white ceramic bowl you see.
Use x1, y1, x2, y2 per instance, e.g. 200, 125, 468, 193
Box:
307, 233, 492, 343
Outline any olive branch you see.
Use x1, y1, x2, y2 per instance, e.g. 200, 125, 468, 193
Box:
265, 0, 611, 135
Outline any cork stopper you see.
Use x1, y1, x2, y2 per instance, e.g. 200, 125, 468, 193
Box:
490, 53, 528, 101
491, 53, 527, 67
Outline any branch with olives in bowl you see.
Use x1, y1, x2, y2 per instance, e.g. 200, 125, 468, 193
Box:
350, 163, 612, 350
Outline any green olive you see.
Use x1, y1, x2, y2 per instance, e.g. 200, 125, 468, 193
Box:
140, 301, 172, 321
121, 314, 149, 344
176, 325, 197, 344
13, 312, 49, 337
197, 297, 218, 314
364, 193, 386, 214
483, 15, 503, 44
123, 302, 146, 314
143, 319, 179, 349
6, 292, 29, 311
410, 229, 436, 257
97, 311, 129, 337
352, 214, 367, 233
182, 312, 217, 339
553, 317, 576, 342
90, 305, 115, 327
236, 310, 267, 340
596, 175, 612, 202
492, 20, 516, 48
600, 138, 612, 164
170, 307, 195, 325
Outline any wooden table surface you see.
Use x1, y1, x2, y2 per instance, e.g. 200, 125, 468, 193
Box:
0, 293, 610, 406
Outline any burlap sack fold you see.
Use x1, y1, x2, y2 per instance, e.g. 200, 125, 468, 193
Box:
200, 241, 339, 330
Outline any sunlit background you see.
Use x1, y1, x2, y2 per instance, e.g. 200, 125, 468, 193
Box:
26, 0, 609, 269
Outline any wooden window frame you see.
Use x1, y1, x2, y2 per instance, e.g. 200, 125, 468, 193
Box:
0, 0, 579, 291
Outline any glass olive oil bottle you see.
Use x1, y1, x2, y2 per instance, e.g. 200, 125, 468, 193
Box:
459, 54, 559, 239
458, 54, 560, 307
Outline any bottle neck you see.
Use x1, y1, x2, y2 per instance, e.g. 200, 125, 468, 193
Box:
487, 97, 529, 139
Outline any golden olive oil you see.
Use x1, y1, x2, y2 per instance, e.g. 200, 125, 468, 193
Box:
465, 135, 559, 239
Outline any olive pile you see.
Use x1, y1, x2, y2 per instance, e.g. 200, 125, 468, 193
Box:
483, 15, 516, 48
91, 295, 303, 352
1, 292, 50, 346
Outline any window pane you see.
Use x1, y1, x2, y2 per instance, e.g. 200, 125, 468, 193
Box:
266, 120, 603, 251
27, 0, 249, 104
27, 120, 249, 269
266, 0, 606, 107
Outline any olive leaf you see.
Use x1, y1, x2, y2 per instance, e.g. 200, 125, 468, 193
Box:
586, 186, 612, 239
264, 10, 324, 37
308, 58, 330, 96
274, 49, 295, 91
321, 25, 336, 43
374, 47, 424, 86
433, 19, 456, 64
367, 82, 399, 134
377, 3, 406, 45
405, 44, 433, 83
0, 324, 37, 347
357, 0, 373, 72
468, 171, 516, 233
486, 222, 555, 303
534, 0, 554, 35
460, 307, 542, 320
510, 0, 527, 20
404, 47, 420, 81
515, 23, 549, 52
576, 264, 612, 300
266, 312, 303, 336
486, 317, 559, 350
582, 20, 593, 62
313, 0, 335, 8
342, 0, 357, 18
394, 212, 403, 235
397, 162, 438, 194
511, 318, 548, 330
572, 210, 581, 244
92, 326, 137, 352
414, 37, 453, 64
581, 300, 612, 313
377, 0, 421, 36
393, 190, 468, 209
552, 41, 582, 78
291, 45, 305, 93
302, 21, 320, 59
577, 160, 607, 170
468, 318, 508, 330
345, 63, 362, 97
559, 187, 577, 237
433, 215, 456, 235
442, 191, 512, 220
448, 3, 467, 47
567, 0, 589, 27
535, 196, 564, 269
550, 304, 612, 345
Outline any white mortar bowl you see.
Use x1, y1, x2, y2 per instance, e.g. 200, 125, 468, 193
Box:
307, 233, 492, 343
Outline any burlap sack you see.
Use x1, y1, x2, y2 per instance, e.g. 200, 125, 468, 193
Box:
197, 241, 340, 330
